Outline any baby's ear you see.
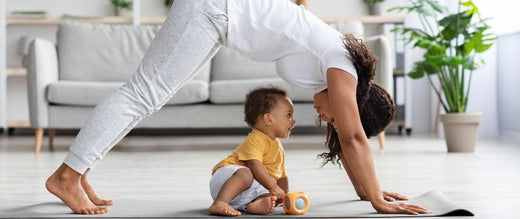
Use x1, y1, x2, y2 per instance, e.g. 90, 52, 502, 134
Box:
263, 113, 273, 126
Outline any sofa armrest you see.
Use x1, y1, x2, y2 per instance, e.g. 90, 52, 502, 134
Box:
367, 35, 394, 96
26, 38, 59, 128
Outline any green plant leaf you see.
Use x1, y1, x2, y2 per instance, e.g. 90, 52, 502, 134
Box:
462, 0, 478, 15
408, 62, 427, 79
439, 12, 472, 41
363, 0, 385, 4
462, 56, 478, 70
164, 0, 174, 6
424, 0, 448, 14
110, 0, 132, 9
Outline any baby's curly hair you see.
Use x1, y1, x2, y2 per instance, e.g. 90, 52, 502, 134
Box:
244, 86, 288, 127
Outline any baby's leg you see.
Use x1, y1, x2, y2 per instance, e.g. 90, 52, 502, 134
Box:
246, 194, 277, 215
209, 168, 253, 216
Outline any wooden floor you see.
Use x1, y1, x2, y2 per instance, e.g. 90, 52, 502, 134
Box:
0, 132, 519, 218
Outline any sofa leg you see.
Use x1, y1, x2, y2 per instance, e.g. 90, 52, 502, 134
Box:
377, 132, 385, 150
35, 128, 44, 153
48, 128, 56, 151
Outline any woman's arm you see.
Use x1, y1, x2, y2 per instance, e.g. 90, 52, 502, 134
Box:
326, 68, 429, 214
327, 68, 383, 204
340, 153, 408, 202
339, 153, 368, 200
245, 160, 285, 200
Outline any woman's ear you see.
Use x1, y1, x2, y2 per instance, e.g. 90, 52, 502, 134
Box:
263, 113, 273, 126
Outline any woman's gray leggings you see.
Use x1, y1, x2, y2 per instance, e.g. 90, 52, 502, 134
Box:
64, 0, 229, 174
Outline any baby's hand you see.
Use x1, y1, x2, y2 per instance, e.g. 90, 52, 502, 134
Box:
269, 185, 285, 202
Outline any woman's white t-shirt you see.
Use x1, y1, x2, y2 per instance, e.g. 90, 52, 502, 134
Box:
226, 0, 357, 93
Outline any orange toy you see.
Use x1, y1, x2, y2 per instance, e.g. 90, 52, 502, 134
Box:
282, 191, 309, 215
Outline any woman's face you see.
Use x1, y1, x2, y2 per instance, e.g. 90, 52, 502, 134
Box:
313, 90, 334, 125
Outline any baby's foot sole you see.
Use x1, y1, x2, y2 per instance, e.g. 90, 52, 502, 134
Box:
246, 195, 277, 215
209, 201, 241, 216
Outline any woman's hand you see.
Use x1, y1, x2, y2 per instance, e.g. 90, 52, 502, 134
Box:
382, 191, 409, 202
359, 191, 408, 202
373, 200, 431, 215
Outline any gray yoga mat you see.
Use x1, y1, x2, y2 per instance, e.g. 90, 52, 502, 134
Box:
0, 190, 473, 218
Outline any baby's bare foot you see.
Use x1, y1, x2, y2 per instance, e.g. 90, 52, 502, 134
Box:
46, 164, 108, 214
81, 173, 113, 206
246, 195, 277, 215
209, 201, 241, 216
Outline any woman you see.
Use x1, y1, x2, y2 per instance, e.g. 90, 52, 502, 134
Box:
46, 0, 429, 215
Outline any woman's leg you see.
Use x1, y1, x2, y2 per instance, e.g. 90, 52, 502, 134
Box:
47, 0, 229, 214
66, 0, 228, 173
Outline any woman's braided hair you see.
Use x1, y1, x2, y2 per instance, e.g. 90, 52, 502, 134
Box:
318, 34, 396, 166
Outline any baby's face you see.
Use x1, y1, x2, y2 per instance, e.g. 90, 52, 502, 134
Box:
269, 96, 296, 139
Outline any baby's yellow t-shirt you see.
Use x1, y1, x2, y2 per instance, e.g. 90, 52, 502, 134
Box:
212, 128, 287, 181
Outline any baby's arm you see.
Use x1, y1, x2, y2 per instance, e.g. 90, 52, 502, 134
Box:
245, 159, 285, 200
277, 177, 289, 193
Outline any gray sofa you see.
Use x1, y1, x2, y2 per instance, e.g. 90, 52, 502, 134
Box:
26, 21, 393, 152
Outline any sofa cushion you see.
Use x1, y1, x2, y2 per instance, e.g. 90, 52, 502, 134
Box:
47, 80, 209, 106
211, 47, 278, 81
58, 22, 160, 82
209, 78, 315, 104
57, 22, 211, 83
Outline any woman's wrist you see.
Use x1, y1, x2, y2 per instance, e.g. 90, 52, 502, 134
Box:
369, 197, 387, 211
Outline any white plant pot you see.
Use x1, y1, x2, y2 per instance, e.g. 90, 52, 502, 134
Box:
440, 112, 481, 153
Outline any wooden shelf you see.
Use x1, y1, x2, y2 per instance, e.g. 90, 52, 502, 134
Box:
393, 68, 405, 76
6, 120, 30, 128
6, 67, 26, 77
391, 120, 405, 126
6, 16, 166, 25
321, 15, 404, 24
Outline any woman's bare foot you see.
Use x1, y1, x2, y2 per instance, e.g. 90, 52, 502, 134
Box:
81, 169, 114, 206
246, 195, 277, 215
46, 164, 108, 214
208, 201, 241, 216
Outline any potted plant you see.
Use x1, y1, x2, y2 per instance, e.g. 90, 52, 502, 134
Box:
363, 0, 385, 15
390, 0, 495, 152
110, 0, 132, 16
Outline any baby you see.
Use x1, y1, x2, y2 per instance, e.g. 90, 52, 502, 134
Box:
208, 86, 296, 216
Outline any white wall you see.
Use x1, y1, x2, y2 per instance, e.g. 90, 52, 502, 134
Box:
497, 32, 520, 138
477, 1, 520, 139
